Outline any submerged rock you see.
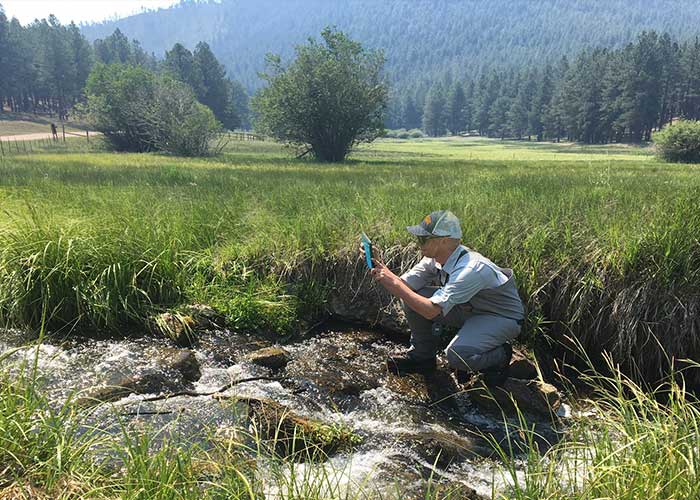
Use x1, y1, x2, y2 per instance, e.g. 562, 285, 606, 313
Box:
246, 347, 290, 370
153, 348, 201, 382
82, 372, 174, 404
283, 329, 394, 406
397, 428, 487, 467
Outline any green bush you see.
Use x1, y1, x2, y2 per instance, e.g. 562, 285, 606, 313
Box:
252, 28, 388, 162
653, 120, 700, 163
84, 64, 222, 156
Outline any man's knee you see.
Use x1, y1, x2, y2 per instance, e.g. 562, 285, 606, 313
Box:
444, 344, 479, 371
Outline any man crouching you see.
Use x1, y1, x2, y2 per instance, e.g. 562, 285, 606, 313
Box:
366, 210, 525, 384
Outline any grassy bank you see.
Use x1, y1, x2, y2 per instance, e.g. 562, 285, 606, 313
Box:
1, 137, 699, 382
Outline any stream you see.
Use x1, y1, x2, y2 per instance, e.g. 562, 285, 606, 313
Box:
0, 323, 566, 498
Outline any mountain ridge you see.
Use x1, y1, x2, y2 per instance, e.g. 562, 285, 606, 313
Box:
81, 0, 700, 94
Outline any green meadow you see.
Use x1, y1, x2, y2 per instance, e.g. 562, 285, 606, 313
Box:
1, 137, 699, 348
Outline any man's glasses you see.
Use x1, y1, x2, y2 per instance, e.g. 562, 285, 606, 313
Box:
416, 235, 438, 245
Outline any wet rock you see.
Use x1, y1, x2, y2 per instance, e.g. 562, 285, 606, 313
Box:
468, 377, 562, 417
428, 481, 485, 500
285, 333, 385, 400
509, 348, 538, 380
153, 348, 201, 382
197, 330, 271, 367
80, 372, 175, 404
78, 348, 201, 405
386, 367, 461, 409
246, 347, 290, 370
375, 455, 486, 500
243, 397, 362, 461
328, 293, 407, 333
151, 312, 196, 347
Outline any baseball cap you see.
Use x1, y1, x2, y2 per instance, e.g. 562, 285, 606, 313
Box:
407, 210, 462, 239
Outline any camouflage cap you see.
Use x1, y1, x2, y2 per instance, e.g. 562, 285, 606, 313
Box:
407, 210, 462, 239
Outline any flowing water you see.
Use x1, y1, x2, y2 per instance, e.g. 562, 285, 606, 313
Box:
0, 323, 561, 498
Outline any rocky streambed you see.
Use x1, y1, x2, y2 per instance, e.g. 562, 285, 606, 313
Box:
0, 322, 567, 499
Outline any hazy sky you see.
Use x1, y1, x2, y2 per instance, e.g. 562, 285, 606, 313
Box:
2, 0, 181, 25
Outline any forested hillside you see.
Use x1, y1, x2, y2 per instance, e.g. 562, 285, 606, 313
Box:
82, 0, 700, 93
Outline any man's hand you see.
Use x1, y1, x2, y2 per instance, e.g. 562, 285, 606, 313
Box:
364, 250, 442, 320
370, 261, 402, 293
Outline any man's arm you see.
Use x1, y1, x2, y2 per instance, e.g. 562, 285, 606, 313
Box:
371, 261, 442, 320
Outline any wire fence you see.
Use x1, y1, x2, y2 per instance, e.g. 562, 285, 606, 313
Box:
0, 124, 94, 158
0, 129, 266, 158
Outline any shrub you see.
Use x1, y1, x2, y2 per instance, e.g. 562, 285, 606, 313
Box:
252, 28, 388, 162
653, 120, 700, 163
84, 64, 222, 156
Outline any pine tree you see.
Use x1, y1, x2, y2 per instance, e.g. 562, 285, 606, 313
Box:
463, 80, 474, 132
194, 41, 238, 129
0, 10, 9, 112
165, 43, 205, 99
402, 94, 421, 130
94, 28, 132, 65
68, 22, 93, 106
528, 68, 551, 141
680, 37, 700, 120
475, 72, 500, 135
446, 83, 467, 134
422, 84, 447, 136
656, 33, 681, 130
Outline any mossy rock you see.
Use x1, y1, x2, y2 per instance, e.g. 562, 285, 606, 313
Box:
151, 312, 196, 346
244, 397, 362, 461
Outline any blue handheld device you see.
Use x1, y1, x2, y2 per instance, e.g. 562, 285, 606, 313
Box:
361, 232, 373, 269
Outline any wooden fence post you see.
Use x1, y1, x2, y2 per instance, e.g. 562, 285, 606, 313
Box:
62, 124, 66, 143
0, 139, 4, 157
86, 130, 89, 144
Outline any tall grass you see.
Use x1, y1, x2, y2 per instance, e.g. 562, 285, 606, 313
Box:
486, 346, 700, 500
1, 138, 699, 380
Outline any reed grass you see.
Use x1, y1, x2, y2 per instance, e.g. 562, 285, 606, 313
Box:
484, 341, 700, 500
0, 137, 698, 378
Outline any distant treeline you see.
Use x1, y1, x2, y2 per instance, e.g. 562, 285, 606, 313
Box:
390, 31, 700, 143
0, 11, 248, 128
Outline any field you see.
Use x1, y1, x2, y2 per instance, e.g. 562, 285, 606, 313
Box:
0, 136, 699, 377
1, 136, 700, 498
